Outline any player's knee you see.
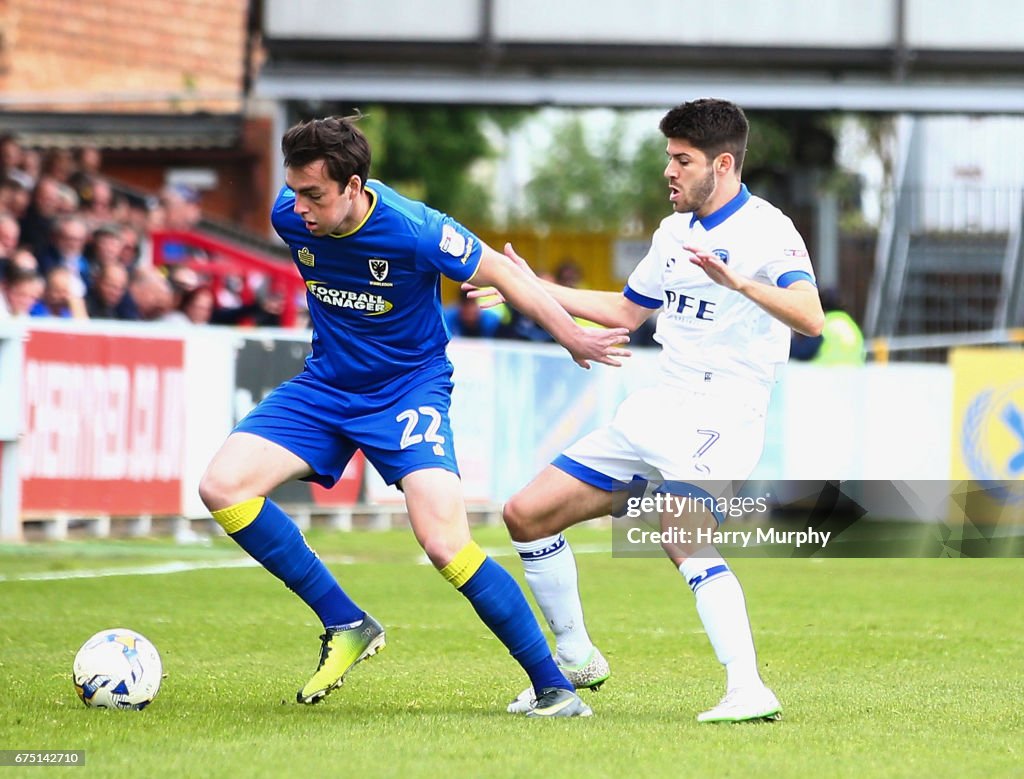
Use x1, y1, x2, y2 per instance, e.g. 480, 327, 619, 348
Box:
198, 464, 248, 513
502, 494, 543, 542
421, 535, 467, 569
501, 495, 525, 537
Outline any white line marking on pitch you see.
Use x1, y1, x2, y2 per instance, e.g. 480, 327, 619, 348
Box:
0, 558, 260, 583
0, 554, 361, 583
5, 542, 620, 581
416, 543, 614, 565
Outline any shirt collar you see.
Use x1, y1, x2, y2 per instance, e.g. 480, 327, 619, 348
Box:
689, 184, 750, 230
329, 186, 377, 238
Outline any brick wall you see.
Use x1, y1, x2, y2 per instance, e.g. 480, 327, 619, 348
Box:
101, 115, 276, 234
0, 0, 248, 113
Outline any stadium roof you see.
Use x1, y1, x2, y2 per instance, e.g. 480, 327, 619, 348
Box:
0, 113, 242, 150
256, 64, 1024, 114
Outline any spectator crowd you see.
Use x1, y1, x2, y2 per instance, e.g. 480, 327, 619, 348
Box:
0, 135, 655, 343
0, 134, 283, 327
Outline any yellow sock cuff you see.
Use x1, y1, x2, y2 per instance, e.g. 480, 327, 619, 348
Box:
439, 541, 486, 588
211, 497, 266, 534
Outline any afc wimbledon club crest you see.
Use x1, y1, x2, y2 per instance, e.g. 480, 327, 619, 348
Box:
369, 258, 389, 282
962, 380, 1024, 501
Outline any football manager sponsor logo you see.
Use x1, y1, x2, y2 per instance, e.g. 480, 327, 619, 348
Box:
306, 280, 393, 315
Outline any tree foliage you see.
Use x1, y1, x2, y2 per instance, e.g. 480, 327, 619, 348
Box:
367, 106, 493, 222
516, 113, 668, 234
293, 102, 524, 224
292, 103, 840, 234
519, 110, 840, 234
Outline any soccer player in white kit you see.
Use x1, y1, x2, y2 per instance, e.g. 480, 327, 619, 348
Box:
494, 99, 824, 721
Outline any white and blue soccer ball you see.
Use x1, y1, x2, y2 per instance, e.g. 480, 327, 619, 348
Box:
73, 628, 163, 710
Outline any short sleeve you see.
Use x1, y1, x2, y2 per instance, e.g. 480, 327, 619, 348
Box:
415, 212, 483, 283
760, 220, 816, 288
624, 237, 664, 309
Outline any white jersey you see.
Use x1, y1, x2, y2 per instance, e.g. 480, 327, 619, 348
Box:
626, 185, 814, 406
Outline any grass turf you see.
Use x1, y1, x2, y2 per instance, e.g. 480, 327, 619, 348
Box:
0, 525, 1021, 778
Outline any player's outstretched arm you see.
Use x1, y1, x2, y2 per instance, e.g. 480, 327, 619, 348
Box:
469, 244, 632, 369
465, 243, 653, 332
685, 244, 825, 336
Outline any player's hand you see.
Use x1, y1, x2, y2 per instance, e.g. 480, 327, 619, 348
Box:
502, 242, 538, 278
566, 324, 632, 370
685, 244, 746, 292
460, 242, 539, 308
459, 282, 505, 308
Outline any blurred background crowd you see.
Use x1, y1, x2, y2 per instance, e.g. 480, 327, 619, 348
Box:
0, 133, 646, 343
0, 134, 288, 328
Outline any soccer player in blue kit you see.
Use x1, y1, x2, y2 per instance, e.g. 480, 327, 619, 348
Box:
198, 116, 630, 716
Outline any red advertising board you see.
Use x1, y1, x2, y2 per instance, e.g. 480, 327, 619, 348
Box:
21, 329, 186, 516
309, 451, 365, 506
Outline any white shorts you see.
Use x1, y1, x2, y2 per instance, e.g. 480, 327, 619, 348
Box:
554, 383, 767, 490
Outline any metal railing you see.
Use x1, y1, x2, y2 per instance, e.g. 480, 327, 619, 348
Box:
150, 230, 305, 327
867, 172, 1024, 339
867, 328, 1024, 363
865, 114, 916, 338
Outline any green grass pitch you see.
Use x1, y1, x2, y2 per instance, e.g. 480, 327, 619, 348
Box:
1, 525, 1021, 777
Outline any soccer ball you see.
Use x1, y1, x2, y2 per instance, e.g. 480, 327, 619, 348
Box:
72, 628, 163, 710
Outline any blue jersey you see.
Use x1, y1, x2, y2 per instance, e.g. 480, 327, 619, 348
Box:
271, 180, 484, 393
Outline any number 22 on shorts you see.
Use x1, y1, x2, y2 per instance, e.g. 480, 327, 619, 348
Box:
396, 407, 446, 456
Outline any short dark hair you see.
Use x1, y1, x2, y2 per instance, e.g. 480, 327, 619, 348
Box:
3, 264, 41, 287
281, 116, 371, 190
0, 175, 27, 191
659, 99, 749, 172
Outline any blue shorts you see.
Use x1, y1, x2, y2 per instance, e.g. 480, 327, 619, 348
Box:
234, 370, 459, 487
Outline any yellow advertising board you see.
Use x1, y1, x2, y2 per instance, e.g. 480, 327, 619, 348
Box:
950, 347, 1024, 521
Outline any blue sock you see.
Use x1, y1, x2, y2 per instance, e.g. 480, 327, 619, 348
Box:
224, 498, 364, 629
457, 557, 571, 693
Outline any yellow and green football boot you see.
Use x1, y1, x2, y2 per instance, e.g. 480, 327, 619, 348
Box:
296, 614, 385, 704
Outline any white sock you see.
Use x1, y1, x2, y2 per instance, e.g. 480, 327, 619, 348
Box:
679, 552, 763, 692
512, 534, 594, 666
